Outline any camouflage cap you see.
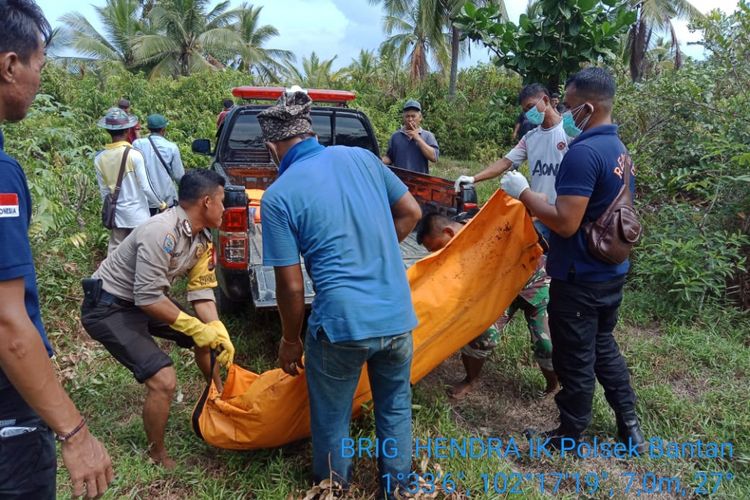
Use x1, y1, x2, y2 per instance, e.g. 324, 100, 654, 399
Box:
257, 89, 313, 143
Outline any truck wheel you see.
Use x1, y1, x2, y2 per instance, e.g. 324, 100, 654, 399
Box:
215, 287, 246, 315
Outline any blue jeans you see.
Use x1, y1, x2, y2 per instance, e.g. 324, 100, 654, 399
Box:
305, 329, 413, 493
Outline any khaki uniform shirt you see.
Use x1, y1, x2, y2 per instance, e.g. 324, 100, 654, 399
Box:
93, 206, 216, 306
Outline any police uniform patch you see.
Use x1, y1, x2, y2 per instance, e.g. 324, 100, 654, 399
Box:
208, 247, 216, 271
195, 243, 206, 259
162, 233, 177, 254
182, 219, 192, 237
0, 194, 20, 218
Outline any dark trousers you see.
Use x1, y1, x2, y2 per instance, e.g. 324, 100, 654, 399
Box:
0, 382, 56, 499
548, 276, 636, 436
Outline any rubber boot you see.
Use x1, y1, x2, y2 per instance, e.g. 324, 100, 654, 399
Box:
616, 412, 647, 455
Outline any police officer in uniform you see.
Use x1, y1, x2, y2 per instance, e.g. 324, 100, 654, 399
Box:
80, 169, 235, 469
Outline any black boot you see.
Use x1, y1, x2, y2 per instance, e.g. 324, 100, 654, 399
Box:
616, 412, 647, 455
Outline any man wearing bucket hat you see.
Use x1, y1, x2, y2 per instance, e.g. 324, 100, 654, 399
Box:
381, 99, 439, 174
133, 114, 185, 216
117, 98, 141, 143
95, 108, 166, 254
258, 89, 421, 498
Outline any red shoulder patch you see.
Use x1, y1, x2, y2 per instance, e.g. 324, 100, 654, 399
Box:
0, 193, 19, 205
557, 141, 566, 151
0, 193, 19, 218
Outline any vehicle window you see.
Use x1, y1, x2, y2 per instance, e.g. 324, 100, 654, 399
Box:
335, 115, 374, 153
312, 114, 332, 146
226, 113, 265, 151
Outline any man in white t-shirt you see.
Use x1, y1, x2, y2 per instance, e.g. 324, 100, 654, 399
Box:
455, 83, 571, 242
449, 83, 571, 400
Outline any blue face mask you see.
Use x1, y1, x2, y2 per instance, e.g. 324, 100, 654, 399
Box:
525, 97, 545, 126
562, 103, 591, 137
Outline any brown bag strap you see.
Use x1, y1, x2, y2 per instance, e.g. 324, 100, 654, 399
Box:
110, 147, 131, 206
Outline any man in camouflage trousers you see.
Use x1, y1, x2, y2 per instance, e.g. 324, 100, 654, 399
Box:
417, 213, 558, 399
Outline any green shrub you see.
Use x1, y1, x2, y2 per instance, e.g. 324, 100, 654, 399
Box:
632, 205, 748, 313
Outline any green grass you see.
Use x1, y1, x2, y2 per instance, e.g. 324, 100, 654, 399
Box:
40, 159, 750, 499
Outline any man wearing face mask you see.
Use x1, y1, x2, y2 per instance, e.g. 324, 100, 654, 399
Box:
455, 83, 571, 242
500, 68, 646, 453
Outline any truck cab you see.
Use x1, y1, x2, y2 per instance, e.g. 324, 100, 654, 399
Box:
192, 86, 476, 313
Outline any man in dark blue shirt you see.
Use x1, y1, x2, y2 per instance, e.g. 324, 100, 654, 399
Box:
501, 68, 645, 452
382, 99, 439, 173
0, 1, 112, 497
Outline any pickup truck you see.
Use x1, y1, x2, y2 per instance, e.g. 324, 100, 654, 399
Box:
192, 86, 477, 313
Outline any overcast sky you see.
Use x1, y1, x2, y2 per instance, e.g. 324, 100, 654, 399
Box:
37, 0, 741, 70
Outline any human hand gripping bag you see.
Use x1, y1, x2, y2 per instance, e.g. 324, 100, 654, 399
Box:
192, 189, 543, 449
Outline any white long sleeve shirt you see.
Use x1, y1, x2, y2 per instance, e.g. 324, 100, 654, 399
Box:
133, 134, 185, 208
94, 141, 162, 228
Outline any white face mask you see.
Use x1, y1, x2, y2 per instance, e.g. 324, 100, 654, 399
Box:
267, 145, 280, 168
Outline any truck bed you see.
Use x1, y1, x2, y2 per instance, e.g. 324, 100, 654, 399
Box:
247, 224, 428, 309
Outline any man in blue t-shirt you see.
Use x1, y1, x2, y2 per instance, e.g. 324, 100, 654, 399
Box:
258, 90, 421, 497
0, 1, 112, 497
500, 68, 645, 452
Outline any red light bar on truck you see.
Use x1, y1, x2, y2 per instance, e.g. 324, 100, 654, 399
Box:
232, 86, 356, 103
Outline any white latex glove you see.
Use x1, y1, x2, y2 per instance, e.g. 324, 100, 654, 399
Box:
500, 171, 530, 199
454, 175, 475, 192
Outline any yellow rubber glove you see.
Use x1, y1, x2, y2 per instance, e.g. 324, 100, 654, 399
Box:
170, 311, 218, 348
207, 320, 235, 367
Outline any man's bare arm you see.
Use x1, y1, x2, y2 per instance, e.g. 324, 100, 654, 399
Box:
391, 191, 422, 242
192, 299, 219, 323
473, 157, 514, 183
520, 191, 590, 238
0, 278, 113, 498
410, 133, 438, 162
140, 297, 182, 324
274, 264, 306, 343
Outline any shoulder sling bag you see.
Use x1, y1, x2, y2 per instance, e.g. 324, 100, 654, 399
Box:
148, 135, 174, 178
583, 160, 642, 265
101, 147, 131, 230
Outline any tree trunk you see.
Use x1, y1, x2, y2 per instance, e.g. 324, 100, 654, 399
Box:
448, 25, 460, 99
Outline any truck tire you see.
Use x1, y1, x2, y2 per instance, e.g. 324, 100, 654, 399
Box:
215, 286, 246, 315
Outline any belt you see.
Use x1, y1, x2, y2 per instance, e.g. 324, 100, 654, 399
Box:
99, 289, 135, 307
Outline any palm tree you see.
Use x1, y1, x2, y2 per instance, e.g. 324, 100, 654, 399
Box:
379, 0, 450, 82
345, 49, 379, 86
371, 0, 506, 93
377, 46, 410, 97
58, 0, 145, 69
229, 3, 294, 82
627, 0, 703, 81
132, 0, 241, 78
444, 0, 507, 98
283, 52, 342, 88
